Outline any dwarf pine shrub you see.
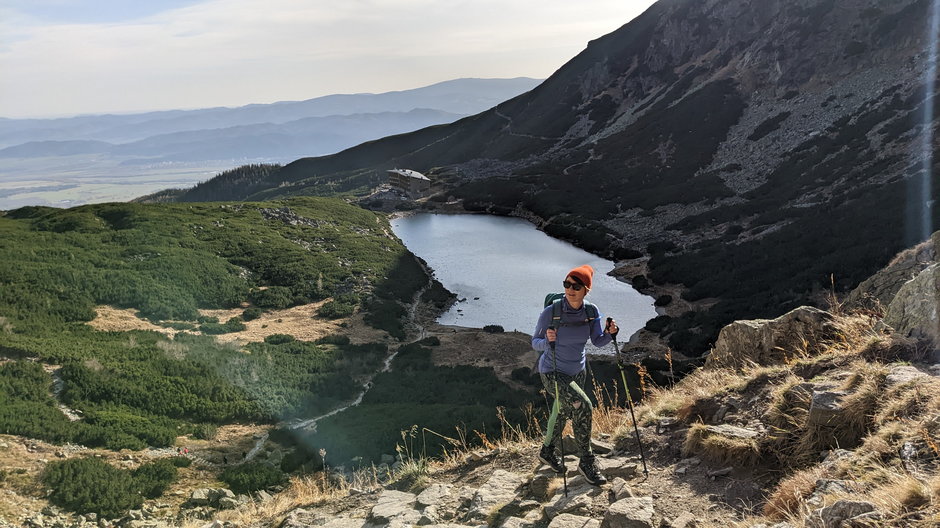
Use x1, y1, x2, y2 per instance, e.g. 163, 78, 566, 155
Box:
220, 462, 286, 494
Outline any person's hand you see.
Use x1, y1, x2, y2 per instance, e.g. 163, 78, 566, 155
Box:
606, 318, 619, 336
546, 328, 557, 342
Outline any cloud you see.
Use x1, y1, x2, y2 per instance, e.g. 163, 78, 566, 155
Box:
0, 0, 656, 117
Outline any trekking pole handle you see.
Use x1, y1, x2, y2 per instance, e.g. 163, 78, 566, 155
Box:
606, 317, 622, 359
606, 317, 619, 339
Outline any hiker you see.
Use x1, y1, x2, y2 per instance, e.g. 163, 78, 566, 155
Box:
532, 264, 618, 486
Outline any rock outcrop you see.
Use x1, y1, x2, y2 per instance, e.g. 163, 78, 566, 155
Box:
846, 235, 938, 310
705, 307, 837, 369
884, 263, 940, 349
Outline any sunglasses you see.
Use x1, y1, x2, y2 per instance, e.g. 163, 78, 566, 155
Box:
562, 280, 584, 291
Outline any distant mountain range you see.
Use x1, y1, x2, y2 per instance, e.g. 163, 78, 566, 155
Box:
0, 109, 467, 164
0, 78, 542, 163
161, 0, 940, 356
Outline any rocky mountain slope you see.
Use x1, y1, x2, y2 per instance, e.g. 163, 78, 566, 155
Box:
167, 0, 940, 358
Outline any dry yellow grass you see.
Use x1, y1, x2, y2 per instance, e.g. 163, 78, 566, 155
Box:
85, 302, 388, 347
629, 366, 741, 426
682, 422, 760, 467
590, 384, 630, 438
762, 466, 825, 520
181, 473, 358, 528
87, 305, 176, 335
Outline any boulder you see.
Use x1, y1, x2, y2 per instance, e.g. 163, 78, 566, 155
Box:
807, 499, 877, 528
807, 391, 849, 426
607, 477, 634, 502
211, 489, 236, 502
591, 439, 615, 454
706, 307, 837, 369
369, 489, 419, 525
884, 263, 940, 352
499, 517, 531, 528
124, 521, 172, 528
189, 489, 212, 506
844, 511, 884, 526
602, 496, 655, 528
548, 513, 602, 528
545, 484, 597, 517
668, 512, 698, 528
467, 470, 527, 521
597, 458, 638, 480
255, 489, 274, 503
416, 483, 453, 508
885, 365, 930, 387
417, 505, 441, 526
529, 473, 556, 501
280, 509, 312, 528
217, 497, 240, 510
705, 424, 761, 440
316, 519, 369, 528
846, 236, 937, 310
806, 479, 859, 507
674, 457, 701, 476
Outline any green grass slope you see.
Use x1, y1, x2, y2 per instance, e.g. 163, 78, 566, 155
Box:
0, 197, 419, 449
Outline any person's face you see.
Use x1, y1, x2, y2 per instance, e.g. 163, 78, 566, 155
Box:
563, 276, 589, 304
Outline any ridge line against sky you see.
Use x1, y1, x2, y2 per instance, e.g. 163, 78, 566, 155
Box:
0, 0, 657, 119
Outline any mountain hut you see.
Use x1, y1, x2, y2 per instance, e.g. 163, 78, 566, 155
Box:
387, 168, 430, 198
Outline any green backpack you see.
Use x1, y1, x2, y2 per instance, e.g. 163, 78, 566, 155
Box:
534, 294, 600, 369
543, 293, 599, 329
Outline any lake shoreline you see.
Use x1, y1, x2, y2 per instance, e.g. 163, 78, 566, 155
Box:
392, 210, 680, 364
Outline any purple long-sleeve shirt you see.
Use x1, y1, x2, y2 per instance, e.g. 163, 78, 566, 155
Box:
532, 298, 613, 376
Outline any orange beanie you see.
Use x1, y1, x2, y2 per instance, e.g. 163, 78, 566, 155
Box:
567, 265, 594, 290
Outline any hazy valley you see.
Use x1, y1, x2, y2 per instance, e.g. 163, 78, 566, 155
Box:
0, 78, 540, 209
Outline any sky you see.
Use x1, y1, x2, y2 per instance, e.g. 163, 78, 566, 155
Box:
0, 0, 658, 119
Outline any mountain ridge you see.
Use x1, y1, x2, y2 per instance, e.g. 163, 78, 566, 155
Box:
0, 78, 543, 147
165, 0, 940, 359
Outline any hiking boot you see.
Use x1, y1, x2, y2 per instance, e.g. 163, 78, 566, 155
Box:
578, 455, 607, 485
538, 444, 565, 474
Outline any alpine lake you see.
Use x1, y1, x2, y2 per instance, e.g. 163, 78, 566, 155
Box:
390, 213, 657, 352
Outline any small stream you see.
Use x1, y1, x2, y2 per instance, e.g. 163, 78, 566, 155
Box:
244, 346, 402, 463
287, 344, 401, 432
45, 365, 83, 422
247, 266, 433, 460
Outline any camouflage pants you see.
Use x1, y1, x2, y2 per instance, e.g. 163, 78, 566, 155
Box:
540, 369, 593, 457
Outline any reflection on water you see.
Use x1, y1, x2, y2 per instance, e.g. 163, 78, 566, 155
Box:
390, 214, 656, 342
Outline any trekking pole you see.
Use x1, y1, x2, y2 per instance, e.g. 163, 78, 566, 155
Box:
548, 326, 569, 497
608, 317, 649, 478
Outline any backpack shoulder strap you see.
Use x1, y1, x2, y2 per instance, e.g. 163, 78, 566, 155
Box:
552, 299, 598, 328
583, 302, 598, 323
550, 298, 563, 328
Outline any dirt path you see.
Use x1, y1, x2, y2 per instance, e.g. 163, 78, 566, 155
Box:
42, 365, 83, 422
